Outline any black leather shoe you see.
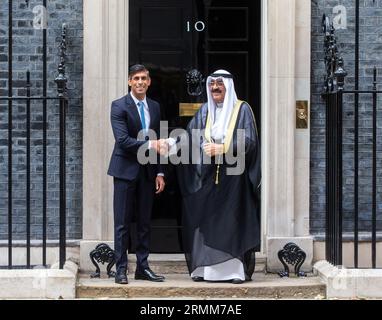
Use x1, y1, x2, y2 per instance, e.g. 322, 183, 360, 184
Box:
191, 276, 204, 282
232, 278, 244, 284
115, 272, 128, 284
135, 268, 165, 282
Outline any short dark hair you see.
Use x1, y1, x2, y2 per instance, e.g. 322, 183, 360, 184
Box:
129, 64, 149, 79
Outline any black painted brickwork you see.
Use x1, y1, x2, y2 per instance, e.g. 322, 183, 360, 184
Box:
311, 0, 382, 234
0, 0, 83, 240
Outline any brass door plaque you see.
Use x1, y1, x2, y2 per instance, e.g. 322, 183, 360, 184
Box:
179, 103, 202, 117
296, 100, 309, 129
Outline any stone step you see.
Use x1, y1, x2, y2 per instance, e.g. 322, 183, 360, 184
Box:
85, 254, 267, 275
130, 254, 188, 274
151, 254, 266, 274
76, 273, 326, 299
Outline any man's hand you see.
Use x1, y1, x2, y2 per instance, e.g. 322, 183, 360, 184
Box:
159, 140, 169, 156
151, 139, 169, 156
203, 143, 224, 157
155, 176, 165, 194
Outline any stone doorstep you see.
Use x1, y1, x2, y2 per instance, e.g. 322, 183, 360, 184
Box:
127, 262, 266, 275
85, 254, 267, 275
76, 273, 326, 299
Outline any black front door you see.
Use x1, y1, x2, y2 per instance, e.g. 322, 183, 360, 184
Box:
129, 0, 261, 253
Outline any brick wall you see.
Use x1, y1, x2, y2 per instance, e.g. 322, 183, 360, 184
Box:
0, 0, 83, 240
311, 0, 382, 234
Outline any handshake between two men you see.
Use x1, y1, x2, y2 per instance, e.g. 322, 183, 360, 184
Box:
150, 139, 225, 158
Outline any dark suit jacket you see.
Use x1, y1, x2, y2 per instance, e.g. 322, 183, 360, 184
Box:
107, 93, 162, 181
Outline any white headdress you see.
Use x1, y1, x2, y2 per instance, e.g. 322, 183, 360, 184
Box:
206, 69, 238, 142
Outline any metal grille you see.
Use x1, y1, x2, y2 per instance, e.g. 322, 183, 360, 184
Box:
323, 9, 381, 268
0, 0, 68, 269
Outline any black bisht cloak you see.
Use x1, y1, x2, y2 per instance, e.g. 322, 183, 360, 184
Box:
173, 101, 261, 280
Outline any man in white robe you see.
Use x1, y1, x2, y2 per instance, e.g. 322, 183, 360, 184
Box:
169, 70, 261, 284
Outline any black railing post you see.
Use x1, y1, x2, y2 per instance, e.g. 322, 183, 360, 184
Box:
323, 16, 347, 267
331, 25, 339, 265
326, 93, 335, 264
55, 24, 68, 270
323, 14, 334, 264
26, 70, 31, 268
354, 0, 360, 270
42, 0, 48, 268
8, 0, 13, 270
372, 67, 377, 269
334, 57, 347, 266
325, 89, 329, 262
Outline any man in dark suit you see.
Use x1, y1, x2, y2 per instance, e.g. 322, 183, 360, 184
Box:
108, 64, 167, 284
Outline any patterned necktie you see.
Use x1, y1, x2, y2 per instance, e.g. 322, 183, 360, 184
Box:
137, 101, 146, 132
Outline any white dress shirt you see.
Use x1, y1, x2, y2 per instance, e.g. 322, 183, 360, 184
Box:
130, 93, 151, 130
130, 93, 163, 177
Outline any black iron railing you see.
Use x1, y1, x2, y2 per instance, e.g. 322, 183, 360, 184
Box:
322, 14, 381, 268
1, 1, 68, 270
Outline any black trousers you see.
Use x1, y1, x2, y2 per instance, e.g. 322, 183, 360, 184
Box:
243, 248, 257, 280
113, 168, 155, 273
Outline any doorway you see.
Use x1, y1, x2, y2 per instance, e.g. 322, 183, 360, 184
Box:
129, 0, 261, 252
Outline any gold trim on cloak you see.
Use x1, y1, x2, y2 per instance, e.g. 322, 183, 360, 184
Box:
204, 100, 260, 187
205, 100, 243, 184
205, 100, 244, 152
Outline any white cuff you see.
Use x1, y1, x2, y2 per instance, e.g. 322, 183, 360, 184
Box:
166, 138, 178, 156
167, 138, 176, 146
